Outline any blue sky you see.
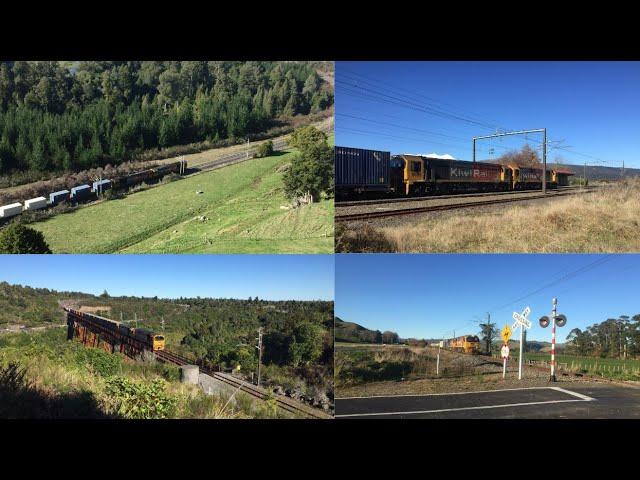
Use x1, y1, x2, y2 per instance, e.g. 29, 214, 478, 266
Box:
0, 255, 334, 301
336, 61, 640, 169
335, 254, 639, 342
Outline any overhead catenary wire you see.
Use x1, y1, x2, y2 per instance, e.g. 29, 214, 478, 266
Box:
339, 126, 498, 154
338, 69, 617, 168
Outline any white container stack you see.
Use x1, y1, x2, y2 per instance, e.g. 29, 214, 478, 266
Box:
23, 197, 48, 211
0, 203, 23, 218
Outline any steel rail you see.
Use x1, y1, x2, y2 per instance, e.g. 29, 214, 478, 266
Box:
155, 349, 331, 419
336, 189, 592, 222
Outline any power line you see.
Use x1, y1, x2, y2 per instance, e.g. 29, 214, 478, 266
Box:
338, 69, 615, 167
339, 126, 496, 153
339, 68, 506, 132
484, 255, 620, 316
338, 112, 514, 149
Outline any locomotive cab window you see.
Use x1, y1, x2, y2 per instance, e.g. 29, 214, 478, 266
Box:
410, 161, 421, 173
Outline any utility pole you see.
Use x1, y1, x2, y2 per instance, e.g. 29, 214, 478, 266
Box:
246, 138, 250, 159
487, 313, 491, 355
583, 162, 587, 189
472, 137, 476, 164
134, 312, 138, 329
550, 298, 557, 382
161, 316, 165, 333
256, 327, 263, 387
542, 128, 547, 193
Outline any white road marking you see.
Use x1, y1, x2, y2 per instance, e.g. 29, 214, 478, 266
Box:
335, 387, 595, 418
549, 386, 595, 401
337, 386, 584, 400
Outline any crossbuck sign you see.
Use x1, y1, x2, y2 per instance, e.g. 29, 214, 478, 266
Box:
512, 306, 532, 380
512, 306, 532, 330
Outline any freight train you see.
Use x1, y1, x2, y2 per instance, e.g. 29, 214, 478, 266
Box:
65, 307, 165, 352
443, 335, 481, 354
0, 159, 187, 222
335, 146, 575, 198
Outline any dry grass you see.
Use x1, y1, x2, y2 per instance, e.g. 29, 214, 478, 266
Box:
338, 180, 640, 253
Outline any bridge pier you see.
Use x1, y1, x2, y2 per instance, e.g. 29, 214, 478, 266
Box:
180, 365, 199, 385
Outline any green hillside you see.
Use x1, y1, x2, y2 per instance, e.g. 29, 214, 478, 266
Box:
30, 144, 334, 253
0, 329, 288, 419
0, 281, 334, 414
335, 317, 400, 344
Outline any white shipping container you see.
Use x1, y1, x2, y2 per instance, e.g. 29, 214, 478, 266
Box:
24, 196, 48, 211
0, 202, 23, 218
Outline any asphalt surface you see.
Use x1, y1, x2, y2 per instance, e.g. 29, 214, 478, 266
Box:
336, 384, 640, 419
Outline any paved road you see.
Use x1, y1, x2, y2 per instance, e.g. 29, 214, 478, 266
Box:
336, 384, 640, 419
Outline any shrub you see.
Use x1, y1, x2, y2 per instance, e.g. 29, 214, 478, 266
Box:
104, 376, 177, 419
74, 348, 122, 377
255, 140, 275, 158
0, 224, 52, 253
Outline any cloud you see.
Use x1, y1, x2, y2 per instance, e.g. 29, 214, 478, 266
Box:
408, 152, 456, 160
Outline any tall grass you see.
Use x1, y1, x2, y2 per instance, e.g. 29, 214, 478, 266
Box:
337, 180, 640, 253
0, 330, 269, 419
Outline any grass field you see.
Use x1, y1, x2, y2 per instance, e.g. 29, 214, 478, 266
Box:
337, 179, 640, 253
515, 351, 640, 379
30, 143, 334, 254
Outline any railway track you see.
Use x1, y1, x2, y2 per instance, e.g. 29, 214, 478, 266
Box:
156, 349, 331, 419
336, 188, 594, 222
189, 123, 333, 175
336, 185, 593, 207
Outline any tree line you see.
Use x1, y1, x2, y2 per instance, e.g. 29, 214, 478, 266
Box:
566, 315, 640, 358
0, 281, 333, 373
0, 61, 333, 176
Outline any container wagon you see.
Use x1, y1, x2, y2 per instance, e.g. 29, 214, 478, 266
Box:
0, 203, 23, 219
49, 190, 70, 205
23, 197, 48, 211
71, 184, 93, 201
92, 179, 112, 194
335, 146, 392, 197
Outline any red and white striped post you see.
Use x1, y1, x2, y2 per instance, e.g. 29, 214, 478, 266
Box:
550, 298, 557, 382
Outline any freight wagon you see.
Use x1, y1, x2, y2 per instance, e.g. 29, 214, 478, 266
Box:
335, 146, 392, 197
0, 203, 22, 219
0, 159, 187, 225
24, 197, 48, 211
335, 146, 572, 199
65, 308, 165, 352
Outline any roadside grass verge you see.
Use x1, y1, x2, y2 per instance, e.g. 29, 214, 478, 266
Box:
513, 352, 640, 381
336, 179, 640, 253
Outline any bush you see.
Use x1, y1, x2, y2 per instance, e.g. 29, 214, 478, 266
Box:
283, 126, 333, 201
104, 376, 177, 419
0, 224, 52, 253
74, 348, 122, 377
255, 140, 275, 158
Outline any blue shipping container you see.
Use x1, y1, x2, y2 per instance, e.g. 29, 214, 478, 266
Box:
49, 190, 70, 205
71, 185, 92, 199
335, 146, 391, 191
92, 179, 112, 192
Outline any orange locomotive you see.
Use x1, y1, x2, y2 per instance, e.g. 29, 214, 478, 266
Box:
445, 335, 481, 354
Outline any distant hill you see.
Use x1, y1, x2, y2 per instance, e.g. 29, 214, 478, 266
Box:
335, 317, 400, 344
483, 158, 636, 181
555, 164, 638, 181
